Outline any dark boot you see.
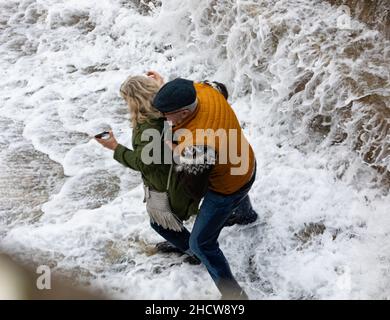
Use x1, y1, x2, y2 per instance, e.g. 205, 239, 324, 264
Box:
224, 210, 258, 227
155, 241, 201, 265
155, 241, 184, 254
224, 195, 258, 227
182, 255, 201, 265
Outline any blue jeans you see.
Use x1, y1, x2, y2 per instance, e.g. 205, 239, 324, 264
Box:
151, 169, 256, 297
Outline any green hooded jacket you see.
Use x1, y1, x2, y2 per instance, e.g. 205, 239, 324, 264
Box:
113, 118, 199, 221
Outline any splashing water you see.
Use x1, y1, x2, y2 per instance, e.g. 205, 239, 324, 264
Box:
0, 0, 389, 299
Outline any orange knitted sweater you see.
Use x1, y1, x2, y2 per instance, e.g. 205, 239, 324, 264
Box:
173, 82, 255, 194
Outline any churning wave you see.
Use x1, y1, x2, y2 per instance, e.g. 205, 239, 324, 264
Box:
0, 0, 389, 299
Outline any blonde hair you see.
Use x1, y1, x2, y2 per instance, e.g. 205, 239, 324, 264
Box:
120, 75, 162, 127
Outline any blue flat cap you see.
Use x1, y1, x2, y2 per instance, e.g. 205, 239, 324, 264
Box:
153, 78, 196, 113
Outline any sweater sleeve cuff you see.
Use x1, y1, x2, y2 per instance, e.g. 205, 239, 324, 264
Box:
113, 143, 127, 162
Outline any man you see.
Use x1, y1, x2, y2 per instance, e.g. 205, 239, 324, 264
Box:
149, 73, 258, 300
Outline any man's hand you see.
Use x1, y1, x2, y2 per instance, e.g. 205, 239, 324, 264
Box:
94, 130, 119, 151
146, 70, 165, 88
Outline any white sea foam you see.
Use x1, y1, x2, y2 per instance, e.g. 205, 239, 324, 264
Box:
0, 0, 389, 299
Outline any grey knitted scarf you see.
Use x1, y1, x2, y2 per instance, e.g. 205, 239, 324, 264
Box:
143, 165, 183, 232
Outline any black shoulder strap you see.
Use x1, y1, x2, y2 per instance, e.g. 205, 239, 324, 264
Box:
201, 80, 229, 100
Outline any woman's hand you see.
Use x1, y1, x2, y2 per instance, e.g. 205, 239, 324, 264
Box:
146, 70, 165, 88
94, 130, 119, 151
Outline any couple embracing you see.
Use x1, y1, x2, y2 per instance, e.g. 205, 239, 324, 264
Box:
96, 71, 257, 300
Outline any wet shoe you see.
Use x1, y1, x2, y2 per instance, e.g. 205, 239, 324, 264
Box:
183, 255, 201, 265
155, 241, 183, 254
224, 210, 258, 227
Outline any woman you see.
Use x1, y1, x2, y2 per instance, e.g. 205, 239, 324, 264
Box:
95, 72, 201, 263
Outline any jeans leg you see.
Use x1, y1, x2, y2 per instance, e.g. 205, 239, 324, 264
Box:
150, 222, 191, 254
189, 191, 244, 296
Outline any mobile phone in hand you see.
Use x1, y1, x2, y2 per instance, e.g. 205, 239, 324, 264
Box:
95, 131, 110, 140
